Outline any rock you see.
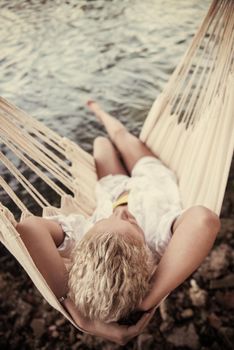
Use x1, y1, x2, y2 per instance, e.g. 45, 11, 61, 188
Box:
176, 291, 185, 305
55, 318, 66, 327
219, 327, 234, 350
215, 291, 234, 309
207, 313, 222, 329
210, 342, 223, 350
30, 318, 45, 337
160, 320, 174, 333
219, 218, 234, 237
137, 333, 154, 350
159, 299, 174, 332
167, 323, 200, 349
209, 274, 234, 289
71, 343, 81, 350
159, 299, 173, 322
14, 299, 32, 329
181, 308, 194, 319
199, 244, 232, 280
69, 327, 77, 343
159, 300, 168, 321
0, 275, 7, 291
220, 198, 232, 217
48, 324, 57, 332
51, 330, 60, 338
189, 279, 207, 307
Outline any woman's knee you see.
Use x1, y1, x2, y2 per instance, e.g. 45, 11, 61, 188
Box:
93, 136, 111, 155
93, 136, 111, 148
16, 216, 39, 234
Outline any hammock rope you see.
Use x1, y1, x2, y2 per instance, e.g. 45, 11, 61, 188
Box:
0, 0, 233, 330
140, 0, 234, 214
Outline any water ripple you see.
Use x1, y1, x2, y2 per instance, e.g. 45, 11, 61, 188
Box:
0, 0, 210, 144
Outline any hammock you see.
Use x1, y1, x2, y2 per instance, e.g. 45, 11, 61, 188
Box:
0, 0, 233, 330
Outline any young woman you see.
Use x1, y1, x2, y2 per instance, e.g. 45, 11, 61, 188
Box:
16, 101, 220, 345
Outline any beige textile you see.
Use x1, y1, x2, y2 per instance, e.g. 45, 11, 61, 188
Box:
0, 0, 233, 329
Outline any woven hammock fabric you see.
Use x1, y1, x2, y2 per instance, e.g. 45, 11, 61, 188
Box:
0, 0, 233, 329
140, 0, 234, 215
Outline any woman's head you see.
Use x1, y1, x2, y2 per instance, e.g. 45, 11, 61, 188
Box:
68, 207, 155, 322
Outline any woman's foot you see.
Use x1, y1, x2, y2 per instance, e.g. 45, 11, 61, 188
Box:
86, 100, 105, 124
86, 99, 127, 142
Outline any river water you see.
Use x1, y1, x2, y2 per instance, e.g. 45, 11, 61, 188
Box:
0, 0, 210, 152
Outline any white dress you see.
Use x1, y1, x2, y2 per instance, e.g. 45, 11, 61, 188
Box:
44, 156, 184, 263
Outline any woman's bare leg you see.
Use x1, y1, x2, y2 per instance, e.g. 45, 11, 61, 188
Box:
87, 100, 156, 174
87, 100, 126, 140
93, 136, 129, 179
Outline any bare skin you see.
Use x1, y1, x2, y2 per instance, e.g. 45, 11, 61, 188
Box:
16, 101, 221, 345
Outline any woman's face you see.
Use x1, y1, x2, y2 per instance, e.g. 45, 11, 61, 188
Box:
90, 206, 145, 243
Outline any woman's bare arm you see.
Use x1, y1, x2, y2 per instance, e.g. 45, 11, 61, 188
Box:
139, 206, 220, 311
16, 216, 69, 299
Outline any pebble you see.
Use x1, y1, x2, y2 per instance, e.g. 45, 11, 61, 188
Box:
0, 275, 7, 290
199, 244, 232, 280
159, 300, 170, 321
49, 325, 57, 332
181, 308, 194, 319
14, 300, 32, 329
30, 318, 45, 337
55, 318, 66, 327
219, 327, 234, 350
215, 291, 234, 309
189, 279, 207, 307
207, 312, 222, 329
160, 320, 173, 333
167, 323, 200, 349
219, 218, 234, 237
51, 330, 60, 338
71, 343, 82, 350
209, 274, 234, 289
137, 333, 154, 350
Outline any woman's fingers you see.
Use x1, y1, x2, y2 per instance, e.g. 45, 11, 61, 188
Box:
115, 309, 156, 345
134, 308, 156, 331
64, 296, 157, 345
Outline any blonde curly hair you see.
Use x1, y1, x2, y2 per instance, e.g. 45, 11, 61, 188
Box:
68, 228, 155, 323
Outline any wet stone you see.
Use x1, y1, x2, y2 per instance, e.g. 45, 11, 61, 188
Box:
167, 323, 200, 349
209, 274, 234, 289
14, 299, 32, 329
180, 308, 194, 319
71, 343, 81, 350
159, 299, 174, 322
55, 318, 66, 327
219, 218, 234, 238
69, 327, 77, 343
0, 275, 7, 290
189, 279, 207, 307
215, 291, 234, 309
198, 244, 232, 280
137, 333, 154, 350
219, 327, 234, 350
51, 330, 60, 338
30, 318, 45, 337
160, 320, 174, 333
48, 324, 57, 332
207, 313, 222, 329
